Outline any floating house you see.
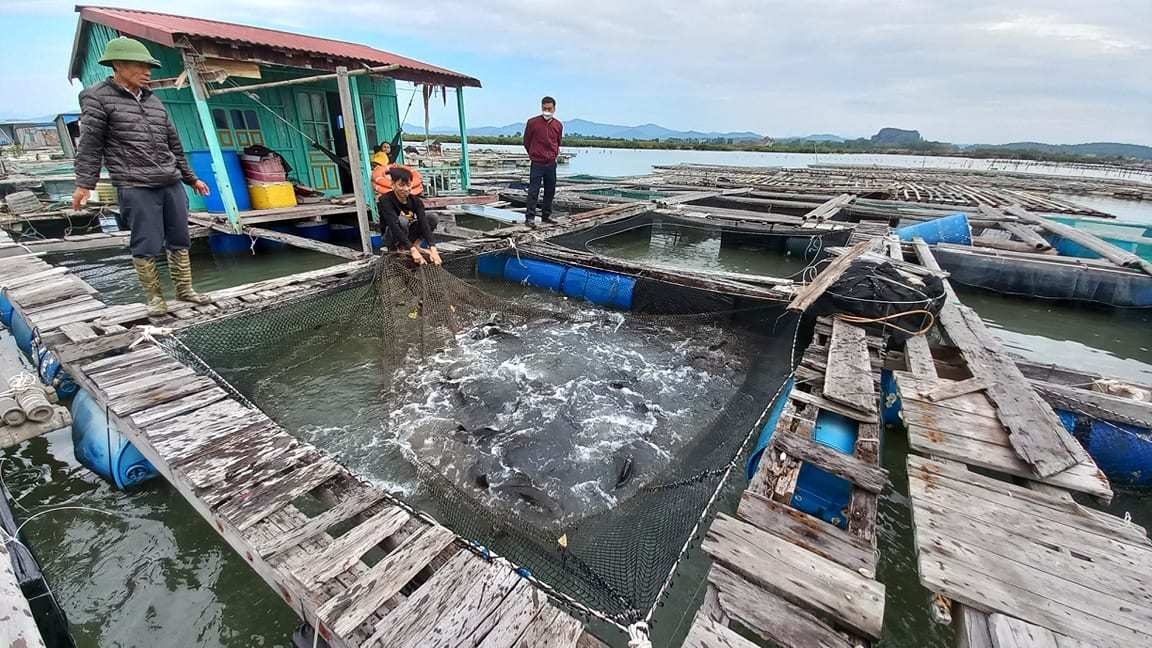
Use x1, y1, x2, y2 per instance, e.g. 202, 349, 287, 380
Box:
0, 120, 61, 149
67, 5, 481, 222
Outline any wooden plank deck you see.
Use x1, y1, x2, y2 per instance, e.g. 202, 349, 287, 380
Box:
687, 315, 886, 647
907, 456, 1152, 648
1, 541, 46, 648
0, 250, 602, 648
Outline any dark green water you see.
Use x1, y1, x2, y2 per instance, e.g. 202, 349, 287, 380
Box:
46, 242, 342, 306
4, 202, 1151, 647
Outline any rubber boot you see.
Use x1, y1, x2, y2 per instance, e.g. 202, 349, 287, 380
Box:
167, 249, 212, 304
132, 257, 168, 317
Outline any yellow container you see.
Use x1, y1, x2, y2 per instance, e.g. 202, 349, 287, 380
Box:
247, 182, 297, 210
94, 181, 117, 204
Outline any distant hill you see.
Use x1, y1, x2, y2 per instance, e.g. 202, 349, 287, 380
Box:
777, 133, 847, 143
402, 119, 762, 141
965, 141, 1152, 160
871, 128, 923, 146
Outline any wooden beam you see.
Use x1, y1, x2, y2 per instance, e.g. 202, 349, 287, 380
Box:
208, 64, 400, 96
788, 238, 875, 311
335, 67, 373, 255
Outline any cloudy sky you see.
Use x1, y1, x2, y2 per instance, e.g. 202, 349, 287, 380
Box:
3, 0, 1150, 144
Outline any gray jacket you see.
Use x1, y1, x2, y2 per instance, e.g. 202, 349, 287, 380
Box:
74, 78, 198, 190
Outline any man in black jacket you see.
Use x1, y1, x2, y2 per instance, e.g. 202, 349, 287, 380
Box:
72, 37, 213, 316
378, 167, 442, 266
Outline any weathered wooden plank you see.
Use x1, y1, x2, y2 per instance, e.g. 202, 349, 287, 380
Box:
295, 506, 411, 587
141, 398, 256, 456
823, 319, 877, 415
897, 372, 1000, 418
466, 581, 545, 648
103, 366, 199, 399
80, 345, 167, 374
0, 266, 68, 289
0, 541, 47, 648
1030, 380, 1152, 430
789, 388, 879, 423
708, 563, 857, 648
956, 606, 996, 648
736, 490, 875, 573
216, 457, 346, 531
922, 377, 988, 402
128, 387, 229, 428
681, 613, 760, 648
181, 426, 308, 491
773, 431, 888, 494
55, 329, 139, 364
58, 322, 99, 342
109, 375, 221, 417
906, 426, 1112, 500
938, 303, 1083, 477
703, 513, 885, 638
393, 565, 525, 648
255, 486, 391, 558
321, 525, 459, 637
788, 238, 876, 311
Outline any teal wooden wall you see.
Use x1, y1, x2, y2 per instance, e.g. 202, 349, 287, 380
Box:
75, 20, 400, 209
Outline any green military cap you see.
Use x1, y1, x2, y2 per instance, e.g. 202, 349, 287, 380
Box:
99, 37, 162, 68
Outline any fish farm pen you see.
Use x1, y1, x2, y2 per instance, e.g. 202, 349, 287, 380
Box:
2, 158, 1152, 648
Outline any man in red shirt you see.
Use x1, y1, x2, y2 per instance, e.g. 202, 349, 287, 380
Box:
522, 96, 563, 227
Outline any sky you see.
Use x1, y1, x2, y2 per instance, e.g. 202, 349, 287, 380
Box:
2, 0, 1150, 145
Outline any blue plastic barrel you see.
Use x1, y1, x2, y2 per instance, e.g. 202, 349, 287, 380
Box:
561, 267, 636, 309
36, 347, 78, 398
330, 224, 359, 242
476, 254, 507, 278
71, 389, 158, 489
188, 151, 252, 213
0, 291, 13, 327
209, 232, 252, 254
11, 312, 34, 356
371, 233, 383, 250
746, 377, 794, 479
895, 212, 972, 246
295, 220, 331, 242
791, 410, 859, 528
503, 257, 567, 291
880, 368, 904, 428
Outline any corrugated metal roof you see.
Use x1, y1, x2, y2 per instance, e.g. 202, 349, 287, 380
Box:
74, 5, 481, 87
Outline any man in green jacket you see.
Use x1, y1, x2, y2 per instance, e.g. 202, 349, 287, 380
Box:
72, 37, 213, 316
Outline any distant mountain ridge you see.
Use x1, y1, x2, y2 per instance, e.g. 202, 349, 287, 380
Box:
963, 141, 1152, 160
402, 119, 762, 141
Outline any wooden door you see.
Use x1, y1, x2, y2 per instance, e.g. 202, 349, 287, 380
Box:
295, 91, 341, 192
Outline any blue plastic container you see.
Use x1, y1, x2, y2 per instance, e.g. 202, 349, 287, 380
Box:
295, 220, 332, 242
476, 254, 508, 278
36, 347, 77, 398
561, 267, 636, 309
503, 257, 567, 291
1057, 409, 1152, 487
188, 150, 252, 213
71, 389, 159, 489
209, 232, 252, 254
1048, 235, 1103, 260
895, 212, 972, 246
0, 291, 13, 327
330, 224, 359, 242
746, 377, 795, 479
11, 311, 34, 356
880, 368, 904, 428
791, 411, 859, 528
371, 233, 383, 250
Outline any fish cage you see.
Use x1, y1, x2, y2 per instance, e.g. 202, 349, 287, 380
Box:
161, 252, 803, 625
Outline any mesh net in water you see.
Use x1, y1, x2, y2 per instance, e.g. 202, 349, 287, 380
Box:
170, 254, 799, 623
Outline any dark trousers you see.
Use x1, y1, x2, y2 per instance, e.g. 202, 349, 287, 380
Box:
525, 162, 557, 221
383, 213, 440, 251
120, 182, 191, 258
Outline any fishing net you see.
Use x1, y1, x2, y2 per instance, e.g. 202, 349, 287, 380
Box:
168, 252, 800, 624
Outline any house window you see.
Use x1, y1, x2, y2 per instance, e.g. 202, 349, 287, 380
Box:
360, 96, 378, 148
297, 92, 333, 149
210, 107, 263, 149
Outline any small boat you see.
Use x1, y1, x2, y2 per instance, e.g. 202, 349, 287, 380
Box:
1015, 358, 1152, 487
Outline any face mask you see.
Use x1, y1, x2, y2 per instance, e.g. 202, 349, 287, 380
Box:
542, 111, 554, 120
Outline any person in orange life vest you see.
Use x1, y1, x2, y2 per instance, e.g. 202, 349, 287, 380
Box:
372, 159, 424, 196
378, 167, 441, 266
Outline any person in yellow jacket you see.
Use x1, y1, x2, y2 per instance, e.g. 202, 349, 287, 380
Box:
370, 142, 392, 167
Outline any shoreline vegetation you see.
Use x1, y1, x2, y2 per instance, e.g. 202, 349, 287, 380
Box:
426, 133, 1152, 170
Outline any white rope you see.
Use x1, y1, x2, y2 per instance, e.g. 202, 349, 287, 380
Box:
129, 325, 173, 350
627, 622, 652, 648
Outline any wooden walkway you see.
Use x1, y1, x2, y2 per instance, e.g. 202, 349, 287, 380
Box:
0, 252, 604, 648
685, 315, 888, 648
